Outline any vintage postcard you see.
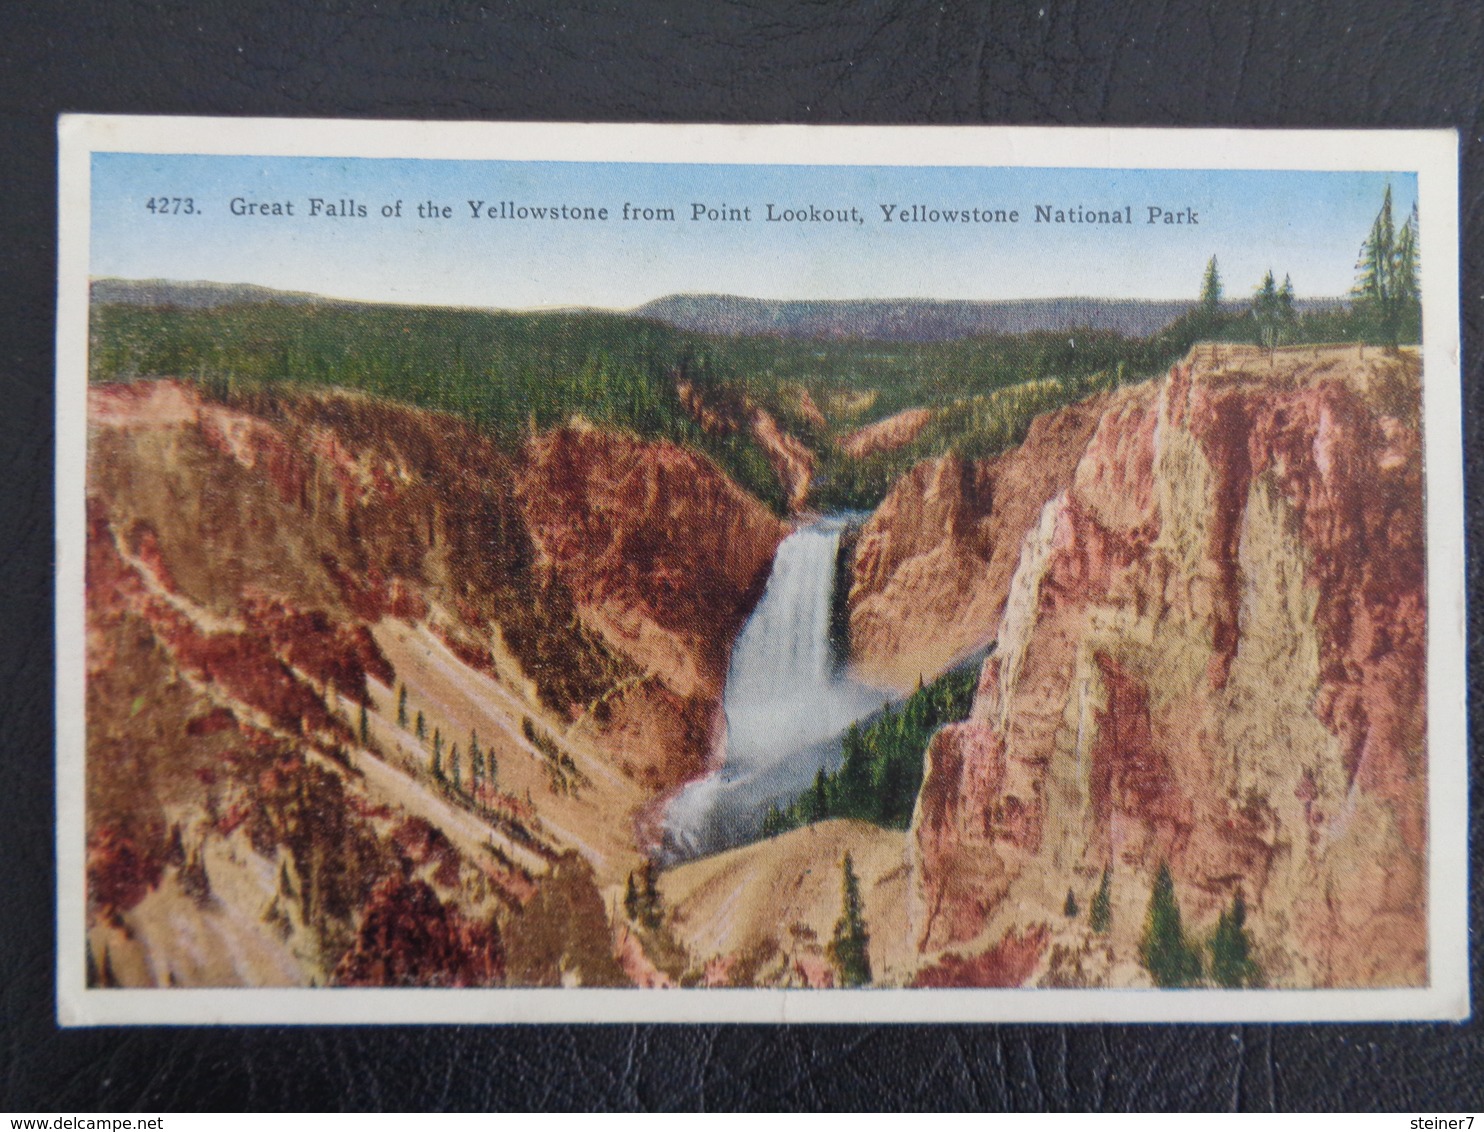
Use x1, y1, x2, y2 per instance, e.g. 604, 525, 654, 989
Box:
56, 118, 1466, 1024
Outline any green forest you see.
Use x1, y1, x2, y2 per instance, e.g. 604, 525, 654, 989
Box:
87, 187, 1419, 514
81, 296, 1255, 513
760, 663, 980, 836
88, 297, 1205, 512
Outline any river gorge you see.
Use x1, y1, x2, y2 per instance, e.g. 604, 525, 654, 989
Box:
82, 344, 1430, 991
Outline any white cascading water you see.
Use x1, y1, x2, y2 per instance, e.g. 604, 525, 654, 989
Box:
660, 514, 887, 861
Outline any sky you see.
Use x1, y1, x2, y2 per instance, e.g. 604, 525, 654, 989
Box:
90, 153, 1418, 310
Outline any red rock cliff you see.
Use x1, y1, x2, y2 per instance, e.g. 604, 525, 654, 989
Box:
849, 395, 1109, 689
84, 382, 785, 986
895, 345, 1425, 988
517, 422, 786, 702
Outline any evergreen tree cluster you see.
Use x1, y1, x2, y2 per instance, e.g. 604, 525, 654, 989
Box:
1252, 270, 1297, 353
827, 853, 872, 987
1135, 860, 1262, 989
761, 664, 979, 837
1166, 182, 1422, 358
86, 298, 1217, 517
1351, 184, 1422, 348
397, 682, 497, 797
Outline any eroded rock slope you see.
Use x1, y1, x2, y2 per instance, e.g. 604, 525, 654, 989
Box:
869, 345, 1426, 987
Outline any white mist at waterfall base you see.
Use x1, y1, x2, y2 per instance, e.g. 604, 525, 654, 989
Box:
660, 514, 889, 861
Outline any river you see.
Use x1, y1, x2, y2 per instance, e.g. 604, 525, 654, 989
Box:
659, 514, 890, 862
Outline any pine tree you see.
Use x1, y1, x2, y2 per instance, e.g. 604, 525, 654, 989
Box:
1394, 203, 1420, 306
761, 805, 787, 838
397, 684, 408, 729
1209, 890, 1262, 988
358, 701, 370, 745
1200, 256, 1223, 313
180, 844, 212, 904
432, 728, 443, 780
1393, 202, 1422, 344
827, 853, 872, 987
1352, 185, 1421, 349
1354, 184, 1396, 342
415, 710, 426, 740
451, 744, 462, 791
1090, 866, 1113, 934
1064, 888, 1079, 918
878, 746, 909, 827
637, 860, 663, 930
806, 766, 829, 823
469, 731, 483, 789
1139, 861, 1202, 987
623, 873, 640, 922
1253, 270, 1284, 355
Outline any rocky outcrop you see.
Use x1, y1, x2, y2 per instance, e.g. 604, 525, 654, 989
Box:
904, 345, 1427, 988
839, 407, 933, 460
747, 406, 815, 513
674, 377, 816, 512
84, 381, 783, 987
88, 380, 623, 713
797, 389, 828, 431
518, 422, 786, 700
849, 395, 1110, 689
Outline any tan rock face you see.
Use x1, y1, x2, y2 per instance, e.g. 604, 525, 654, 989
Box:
839, 407, 933, 460
896, 347, 1426, 987
746, 406, 815, 514
673, 378, 816, 512
84, 382, 784, 987
516, 422, 787, 700
848, 396, 1109, 690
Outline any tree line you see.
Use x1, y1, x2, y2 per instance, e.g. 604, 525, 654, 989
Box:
87, 184, 1417, 522
1185, 183, 1421, 355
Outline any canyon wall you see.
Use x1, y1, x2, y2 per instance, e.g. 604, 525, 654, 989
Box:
83, 339, 1430, 991
875, 345, 1425, 987
849, 394, 1110, 689
84, 381, 781, 986
517, 422, 784, 701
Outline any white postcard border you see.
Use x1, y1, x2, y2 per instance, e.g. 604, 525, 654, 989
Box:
55, 116, 1468, 1025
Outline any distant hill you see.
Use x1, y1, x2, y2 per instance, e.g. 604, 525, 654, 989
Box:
90, 278, 333, 309
633, 293, 1345, 341
91, 279, 1346, 343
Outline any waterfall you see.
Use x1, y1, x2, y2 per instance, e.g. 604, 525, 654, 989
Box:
660, 514, 886, 861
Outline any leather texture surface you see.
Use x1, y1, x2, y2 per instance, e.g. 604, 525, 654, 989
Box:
2, 0, 1481, 1111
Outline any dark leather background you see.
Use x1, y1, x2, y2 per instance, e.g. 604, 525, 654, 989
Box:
2, 0, 1479, 1112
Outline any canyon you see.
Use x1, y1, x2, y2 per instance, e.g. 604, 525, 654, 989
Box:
85, 380, 778, 987
83, 341, 1427, 990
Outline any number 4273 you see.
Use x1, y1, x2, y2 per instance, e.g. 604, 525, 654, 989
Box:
145, 197, 196, 214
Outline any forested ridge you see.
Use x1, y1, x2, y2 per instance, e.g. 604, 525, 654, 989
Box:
88, 194, 1419, 514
